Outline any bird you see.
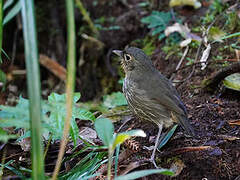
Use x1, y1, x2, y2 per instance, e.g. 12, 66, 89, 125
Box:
113, 47, 195, 168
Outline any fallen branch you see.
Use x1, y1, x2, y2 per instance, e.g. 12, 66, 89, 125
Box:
204, 62, 240, 91
159, 146, 212, 157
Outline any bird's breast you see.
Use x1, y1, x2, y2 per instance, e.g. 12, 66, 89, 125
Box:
123, 77, 174, 127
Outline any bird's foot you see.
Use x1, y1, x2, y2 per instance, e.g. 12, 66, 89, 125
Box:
148, 155, 160, 169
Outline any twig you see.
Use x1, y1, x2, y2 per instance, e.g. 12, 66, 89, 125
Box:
11, 15, 22, 64
75, 0, 99, 36
95, 149, 134, 176
179, 10, 226, 85
81, 33, 105, 49
159, 146, 212, 157
118, 160, 148, 176
170, 46, 189, 81
171, 59, 239, 75
43, 134, 52, 160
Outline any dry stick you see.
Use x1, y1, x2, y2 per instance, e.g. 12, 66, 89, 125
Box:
177, 5, 238, 85
51, 0, 76, 178
170, 45, 189, 81
43, 134, 53, 160
176, 15, 220, 85
171, 59, 239, 75
51, 99, 73, 180
0, 147, 6, 180
11, 15, 22, 65
159, 146, 212, 157
119, 161, 148, 176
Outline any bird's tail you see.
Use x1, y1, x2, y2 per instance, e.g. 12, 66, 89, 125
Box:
179, 115, 195, 137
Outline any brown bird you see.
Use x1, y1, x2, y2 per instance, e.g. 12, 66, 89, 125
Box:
113, 47, 195, 167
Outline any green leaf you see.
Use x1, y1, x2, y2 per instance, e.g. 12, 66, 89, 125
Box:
0, 160, 25, 178
16, 130, 30, 142
0, 128, 17, 142
73, 108, 96, 121
223, 73, 240, 91
209, 26, 226, 42
220, 32, 240, 41
113, 130, 146, 150
114, 169, 174, 180
3, 0, 14, 10
0, 69, 7, 90
169, 0, 201, 9
46, 92, 95, 141
114, 145, 120, 177
3, 0, 21, 25
94, 118, 114, 146
0, 96, 31, 129
158, 124, 178, 150
48, 92, 80, 103
59, 152, 106, 180
141, 11, 173, 41
103, 91, 127, 109
0, 93, 96, 144
69, 118, 79, 146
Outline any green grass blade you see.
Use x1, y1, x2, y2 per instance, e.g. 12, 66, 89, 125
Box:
20, 0, 44, 179
114, 145, 120, 177
3, 0, 14, 10
158, 124, 178, 150
0, 0, 2, 63
3, 0, 21, 25
0, 160, 25, 178
114, 169, 174, 180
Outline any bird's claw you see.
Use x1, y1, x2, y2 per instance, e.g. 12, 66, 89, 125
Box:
149, 156, 160, 169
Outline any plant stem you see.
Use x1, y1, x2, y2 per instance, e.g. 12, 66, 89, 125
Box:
107, 148, 114, 180
51, 0, 76, 179
0, 0, 2, 63
75, 0, 99, 36
20, 0, 44, 179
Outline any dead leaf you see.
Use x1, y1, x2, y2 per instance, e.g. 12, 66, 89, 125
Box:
18, 137, 31, 152
79, 127, 97, 141
170, 159, 186, 177
180, 38, 192, 47
165, 23, 201, 47
200, 44, 211, 70
169, 0, 201, 9
228, 119, 240, 126
235, 49, 240, 61
39, 54, 67, 81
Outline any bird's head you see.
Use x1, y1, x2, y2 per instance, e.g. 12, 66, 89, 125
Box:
113, 47, 154, 74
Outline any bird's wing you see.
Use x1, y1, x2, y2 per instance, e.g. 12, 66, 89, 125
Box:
140, 70, 186, 116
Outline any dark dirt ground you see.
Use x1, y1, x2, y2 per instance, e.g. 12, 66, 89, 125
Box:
1, 0, 240, 179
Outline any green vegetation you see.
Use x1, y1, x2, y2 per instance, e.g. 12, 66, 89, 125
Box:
1, 0, 240, 179
141, 11, 175, 40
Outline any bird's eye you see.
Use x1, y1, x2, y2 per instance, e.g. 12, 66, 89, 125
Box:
124, 54, 132, 61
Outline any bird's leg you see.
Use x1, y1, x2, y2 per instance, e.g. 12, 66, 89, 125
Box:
149, 124, 163, 168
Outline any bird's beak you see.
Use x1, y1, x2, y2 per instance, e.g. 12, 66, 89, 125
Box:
112, 50, 123, 58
